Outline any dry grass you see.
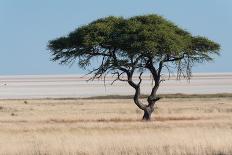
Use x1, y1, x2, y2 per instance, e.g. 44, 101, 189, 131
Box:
0, 97, 232, 155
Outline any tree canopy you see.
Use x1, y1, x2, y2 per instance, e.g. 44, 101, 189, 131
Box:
48, 14, 220, 120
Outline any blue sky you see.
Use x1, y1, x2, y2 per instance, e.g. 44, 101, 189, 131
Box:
0, 0, 231, 75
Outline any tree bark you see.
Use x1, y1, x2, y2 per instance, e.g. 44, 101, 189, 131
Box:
142, 106, 154, 121
142, 95, 160, 121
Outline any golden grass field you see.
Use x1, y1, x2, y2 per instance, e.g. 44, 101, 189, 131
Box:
0, 96, 232, 155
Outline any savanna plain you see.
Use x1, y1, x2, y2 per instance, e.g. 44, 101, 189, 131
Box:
0, 95, 232, 155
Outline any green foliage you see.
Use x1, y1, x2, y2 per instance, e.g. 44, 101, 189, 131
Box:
48, 14, 220, 79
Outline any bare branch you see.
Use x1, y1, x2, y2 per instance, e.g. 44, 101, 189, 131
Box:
163, 64, 171, 80
163, 54, 185, 62
138, 72, 143, 86
111, 71, 128, 85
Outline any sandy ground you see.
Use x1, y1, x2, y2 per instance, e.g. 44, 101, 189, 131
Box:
0, 73, 232, 99
0, 97, 232, 154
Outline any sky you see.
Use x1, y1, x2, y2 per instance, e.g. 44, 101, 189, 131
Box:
0, 0, 232, 75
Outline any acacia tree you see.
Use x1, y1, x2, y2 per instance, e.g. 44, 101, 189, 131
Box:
48, 15, 220, 120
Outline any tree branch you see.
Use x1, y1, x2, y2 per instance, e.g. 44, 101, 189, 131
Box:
163, 54, 185, 62
111, 71, 128, 85
138, 72, 143, 86
126, 71, 146, 110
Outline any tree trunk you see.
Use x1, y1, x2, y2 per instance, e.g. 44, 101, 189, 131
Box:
142, 95, 160, 121
127, 70, 160, 121
142, 106, 154, 121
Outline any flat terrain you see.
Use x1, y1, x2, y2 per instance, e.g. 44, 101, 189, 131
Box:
0, 97, 232, 155
0, 73, 232, 99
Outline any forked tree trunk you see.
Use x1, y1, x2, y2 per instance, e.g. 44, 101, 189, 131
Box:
130, 81, 160, 121
142, 95, 160, 121
142, 106, 154, 121
127, 70, 160, 121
